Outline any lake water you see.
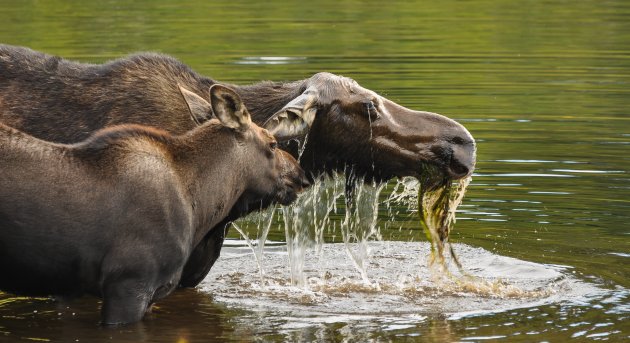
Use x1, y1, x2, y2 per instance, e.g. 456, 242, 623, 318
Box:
0, 0, 628, 342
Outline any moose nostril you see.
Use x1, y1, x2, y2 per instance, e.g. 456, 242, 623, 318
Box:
299, 176, 310, 189
450, 136, 469, 145
449, 158, 472, 179
448, 139, 476, 179
454, 164, 469, 177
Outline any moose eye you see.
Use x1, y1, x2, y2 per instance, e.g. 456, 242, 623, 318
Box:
269, 141, 278, 150
364, 100, 379, 119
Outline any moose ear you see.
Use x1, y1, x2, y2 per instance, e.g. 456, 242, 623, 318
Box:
209, 84, 251, 130
262, 86, 318, 141
178, 84, 213, 125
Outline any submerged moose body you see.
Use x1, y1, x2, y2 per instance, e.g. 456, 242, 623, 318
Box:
0, 85, 308, 325
0, 44, 476, 287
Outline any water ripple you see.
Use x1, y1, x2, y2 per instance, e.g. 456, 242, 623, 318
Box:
551, 169, 626, 174
233, 56, 307, 65
474, 173, 576, 178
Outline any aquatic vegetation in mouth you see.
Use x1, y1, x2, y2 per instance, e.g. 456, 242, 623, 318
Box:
392, 167, 554, 298
417, 166, 472, 270
414, 171, 547, 298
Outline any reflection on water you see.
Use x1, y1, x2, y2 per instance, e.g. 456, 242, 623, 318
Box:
0, 289, 237, 342
0, 0, 629, 341
233, 56, 307, 65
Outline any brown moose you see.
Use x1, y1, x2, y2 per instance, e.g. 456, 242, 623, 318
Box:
0, 85, 308, 325
0, 44, 476, 287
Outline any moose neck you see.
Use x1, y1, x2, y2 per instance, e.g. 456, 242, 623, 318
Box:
173, 125, 249, 247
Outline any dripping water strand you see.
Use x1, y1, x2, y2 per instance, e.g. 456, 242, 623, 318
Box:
340, 177, 385, 286
231, 205, 277, 284
296, 133, 309, 162
282, 176, 344, 287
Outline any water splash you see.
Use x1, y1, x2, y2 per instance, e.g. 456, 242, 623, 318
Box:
340, 179, 385, 285
203, 241, 601, 317
234, 174, 388, 287
417, 244, 552, 299
385, 177, 422, 209
402, 174, 546, 298
281, 176, 344, 286
216, 171, 596, 317
384, 175, 494, 287
231, 205, 277, 283
232, 165, 471, 291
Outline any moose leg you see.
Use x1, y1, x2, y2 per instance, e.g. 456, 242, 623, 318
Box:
101, 278, 152, 325
178, 221, 229, 288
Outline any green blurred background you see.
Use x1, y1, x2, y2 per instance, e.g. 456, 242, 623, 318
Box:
0, 0, 628, 341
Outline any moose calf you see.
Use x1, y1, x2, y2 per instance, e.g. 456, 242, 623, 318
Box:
0, 85, 307, 325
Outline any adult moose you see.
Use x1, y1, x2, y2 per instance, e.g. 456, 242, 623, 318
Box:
0, 85, 307, 325
0, 44, 476, 287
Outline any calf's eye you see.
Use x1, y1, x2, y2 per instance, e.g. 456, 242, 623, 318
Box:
269, 141, 278, 150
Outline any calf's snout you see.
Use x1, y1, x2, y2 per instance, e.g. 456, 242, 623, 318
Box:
289, 168, 310, 191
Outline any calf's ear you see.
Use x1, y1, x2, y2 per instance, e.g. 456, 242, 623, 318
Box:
209, 84, 252, 130
262, 86, 317, 141
178, 84, 213, 125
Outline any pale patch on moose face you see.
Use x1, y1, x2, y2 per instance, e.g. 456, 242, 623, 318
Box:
263, 86, 318, 140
